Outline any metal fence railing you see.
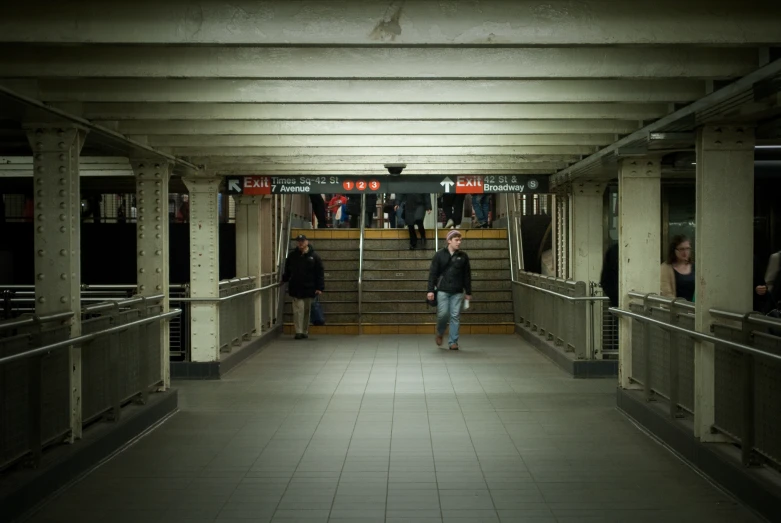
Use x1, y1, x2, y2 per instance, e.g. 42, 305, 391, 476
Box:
513, 271, 609, 360
0, 298, 180, 471
1, 285, 188, 359
611, 294, 781, 469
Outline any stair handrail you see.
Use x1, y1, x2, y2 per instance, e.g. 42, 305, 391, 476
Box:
357, 193, 367, 335
504, 194, 516, 283
274, 194, 295, 328
434, 194, 439, 251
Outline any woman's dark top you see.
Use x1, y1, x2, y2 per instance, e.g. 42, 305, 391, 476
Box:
674, 266, 695, 302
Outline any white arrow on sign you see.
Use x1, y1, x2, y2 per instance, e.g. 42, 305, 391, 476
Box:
228, 179, 241, 193
440, 177, 454, 193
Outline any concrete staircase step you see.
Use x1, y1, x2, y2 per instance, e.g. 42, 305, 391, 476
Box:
364, 279, 511, 291
361, 301, 512, 313
364, 239, 508, 250
362, 259, 509, 271
364, 249, 509, 260
284, 312, 358, 323
362, 269, 511, 280
282, 323, 516, 335
360, 312, 513, 323
361, 290, 512, 301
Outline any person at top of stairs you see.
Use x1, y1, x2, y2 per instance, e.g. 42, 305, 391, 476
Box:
442, 193, 466, 229
396, 193, 432, 250
428, 229, 472, 350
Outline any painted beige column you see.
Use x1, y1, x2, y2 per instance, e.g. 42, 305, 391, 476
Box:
234, 195, 263, 335
617, 158, 661, 389
182, 176, 221, 362
571, 182, 606, 285
571, 182, 607, 359
25, 124, 86, 440
132, 158, 172, 388
694, 125, 755, 441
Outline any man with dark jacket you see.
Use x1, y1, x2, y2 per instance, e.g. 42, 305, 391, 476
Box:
282, 234, 325, 339
427, 230, 472, 350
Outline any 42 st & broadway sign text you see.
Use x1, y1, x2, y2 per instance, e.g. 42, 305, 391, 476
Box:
226, 175, 547, 195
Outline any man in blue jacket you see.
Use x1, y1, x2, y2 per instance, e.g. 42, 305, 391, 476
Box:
283, 234, 325, 339
427, 230, 472, 350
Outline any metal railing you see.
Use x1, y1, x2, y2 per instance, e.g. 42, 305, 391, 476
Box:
357, 193, 366, 334
2, 284, 189, 359
513, 271, 609, 360
0, 297, 180, 471
610, 293, 781, 468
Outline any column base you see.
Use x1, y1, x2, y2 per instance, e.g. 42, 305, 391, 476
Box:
172, 326, 281, 380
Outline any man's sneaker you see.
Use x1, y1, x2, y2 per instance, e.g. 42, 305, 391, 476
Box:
435, 335, 443, 346
449, 344, 459, 350
294, 334, 304, 340
302, 334, 309, 339
445, 219, 454, 228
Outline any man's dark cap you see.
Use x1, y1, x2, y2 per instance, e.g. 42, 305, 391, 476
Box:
295, 234, 307, 241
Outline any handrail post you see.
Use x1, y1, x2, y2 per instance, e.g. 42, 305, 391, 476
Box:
642, 294, 655, 402
109, 302, 123, 422
434, 194, 439, 252
135, 296, 150, 405
739, 313, 757, 467
668, 299, 683, 419
358, 193, 366, 335
27, 317, 43, 468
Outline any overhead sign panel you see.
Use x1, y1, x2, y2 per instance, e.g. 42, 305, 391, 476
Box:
225, 175, 547, 195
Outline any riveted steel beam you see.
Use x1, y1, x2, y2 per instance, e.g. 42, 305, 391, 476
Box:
182, 176, 221, 362
132, 158, 172, 388
24, 124, 86, 441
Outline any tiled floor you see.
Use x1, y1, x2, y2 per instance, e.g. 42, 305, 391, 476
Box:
28, 335, 761, 523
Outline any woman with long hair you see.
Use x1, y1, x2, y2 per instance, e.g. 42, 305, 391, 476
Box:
660, 235, 695, 301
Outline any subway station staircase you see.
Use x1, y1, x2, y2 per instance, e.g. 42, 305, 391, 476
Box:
284, 228, 514, 335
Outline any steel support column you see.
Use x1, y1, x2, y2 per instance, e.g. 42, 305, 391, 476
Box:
694, 125, 755, 441
182, 176, 221, 362
618, 158, 661, 389
571, 182, 606, 359
234, 195, 263, 336
25, 124, 86, 440
132, 158, 171, 388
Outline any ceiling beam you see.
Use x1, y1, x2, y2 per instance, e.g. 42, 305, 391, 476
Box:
0, 46, 759, 79
184, 155, 578, 165
210, 168, 559, 175
199, 162, 567, 171
145, 134, 616, 147
167, 146, 597, 156
6, 79, 706, 103
79, 102, 671, 121
1, 0, 779, 45
111, 119, 640, 135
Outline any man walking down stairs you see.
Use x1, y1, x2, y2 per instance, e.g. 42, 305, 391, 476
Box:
427, 230, 473, 350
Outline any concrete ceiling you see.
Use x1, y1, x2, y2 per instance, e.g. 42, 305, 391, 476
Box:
1, 0, 780, 188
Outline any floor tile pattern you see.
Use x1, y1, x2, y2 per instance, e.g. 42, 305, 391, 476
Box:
26, 335, 762, 523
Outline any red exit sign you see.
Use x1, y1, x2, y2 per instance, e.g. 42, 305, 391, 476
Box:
456, 176, 483, 194
243, 176, 271, 195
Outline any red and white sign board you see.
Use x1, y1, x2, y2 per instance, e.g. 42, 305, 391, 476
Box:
243, 176, 271, 195
456, 175, 484, 194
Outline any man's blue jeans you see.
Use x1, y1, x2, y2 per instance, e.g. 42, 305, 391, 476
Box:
473, 194, 490, 225
436, 291, 464, 346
